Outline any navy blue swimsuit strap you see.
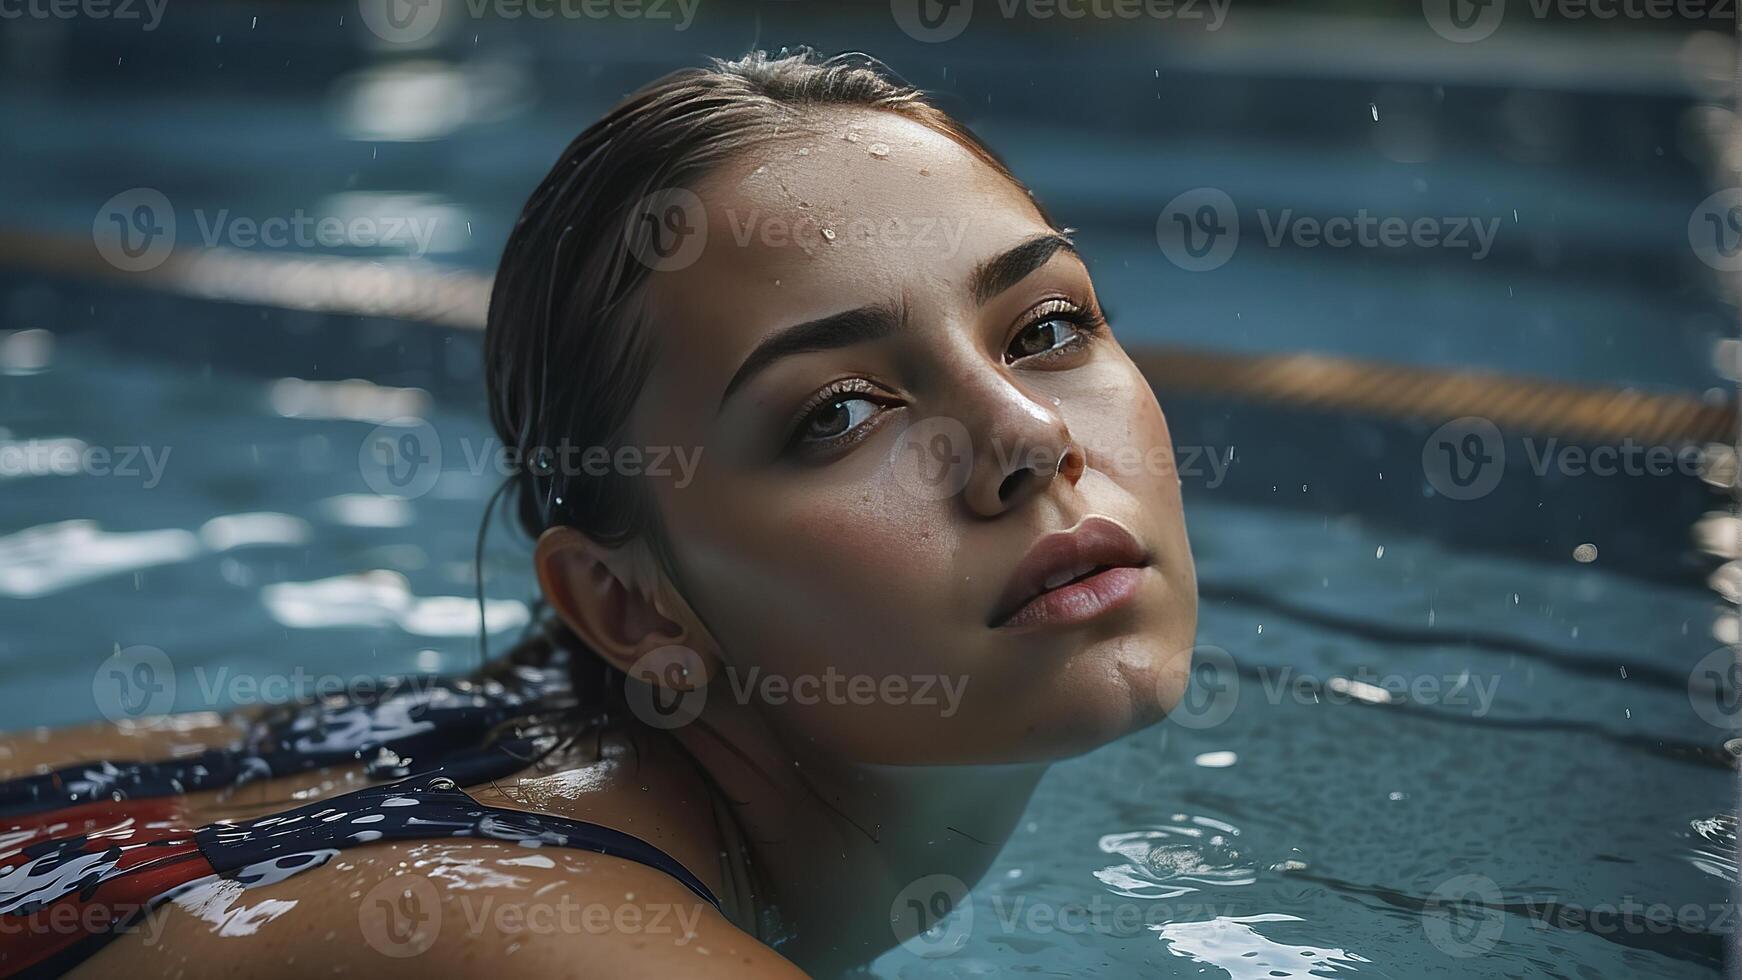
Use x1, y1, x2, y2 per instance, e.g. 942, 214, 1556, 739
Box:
197, 760, 722, 911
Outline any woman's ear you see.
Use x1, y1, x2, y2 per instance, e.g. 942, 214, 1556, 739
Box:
534, 525, 716, 688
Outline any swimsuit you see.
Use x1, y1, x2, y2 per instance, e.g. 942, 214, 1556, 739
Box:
0, 663, 720, 978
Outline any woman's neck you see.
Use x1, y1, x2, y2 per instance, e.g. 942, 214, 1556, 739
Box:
673, 714, 1047, 975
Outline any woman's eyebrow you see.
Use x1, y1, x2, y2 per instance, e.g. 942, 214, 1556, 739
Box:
970, 232, 1078, 307
718, 302, 902, 410
715, 233, 1077, 413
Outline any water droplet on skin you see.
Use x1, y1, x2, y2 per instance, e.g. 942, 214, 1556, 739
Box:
843, 131, 860, 143
868, 142, 891, 158
820, 228, 837, 242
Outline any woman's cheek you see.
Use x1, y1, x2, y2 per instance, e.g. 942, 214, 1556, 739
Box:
1062, 362, 1167, 487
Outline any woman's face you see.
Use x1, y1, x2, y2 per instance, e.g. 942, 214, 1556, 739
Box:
624, 108, 1196, 765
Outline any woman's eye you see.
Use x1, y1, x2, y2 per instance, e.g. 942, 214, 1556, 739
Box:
800, 396, 881, 442
1007, 317, 1082, 362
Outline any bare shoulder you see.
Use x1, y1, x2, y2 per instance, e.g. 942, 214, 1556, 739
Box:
77, 838, 807, 980
0, 712, 243, 779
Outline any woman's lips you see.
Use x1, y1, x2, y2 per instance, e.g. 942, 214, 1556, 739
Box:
991, 516, 1150, 630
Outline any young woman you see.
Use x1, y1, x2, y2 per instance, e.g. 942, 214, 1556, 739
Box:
0, 50, 1197, 978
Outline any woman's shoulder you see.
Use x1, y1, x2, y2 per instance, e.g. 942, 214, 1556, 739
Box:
0, 711, 245, 780
76, 836, 806, 979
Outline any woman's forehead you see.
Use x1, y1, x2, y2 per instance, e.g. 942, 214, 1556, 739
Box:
634, 112, 1051, 417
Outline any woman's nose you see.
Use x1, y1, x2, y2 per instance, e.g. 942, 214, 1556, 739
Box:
959, 375, 1084, 519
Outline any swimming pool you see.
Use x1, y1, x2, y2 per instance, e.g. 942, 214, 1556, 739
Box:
2, 4, 1737, 975
0, 275, 1731, 977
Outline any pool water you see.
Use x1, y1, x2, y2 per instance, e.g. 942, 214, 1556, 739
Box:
1, 296, 1732, 978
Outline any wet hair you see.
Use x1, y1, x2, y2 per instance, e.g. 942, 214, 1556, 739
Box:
479, 48, 1039, 711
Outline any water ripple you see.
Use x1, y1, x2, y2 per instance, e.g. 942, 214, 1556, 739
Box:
1095, 813, 1257, 900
